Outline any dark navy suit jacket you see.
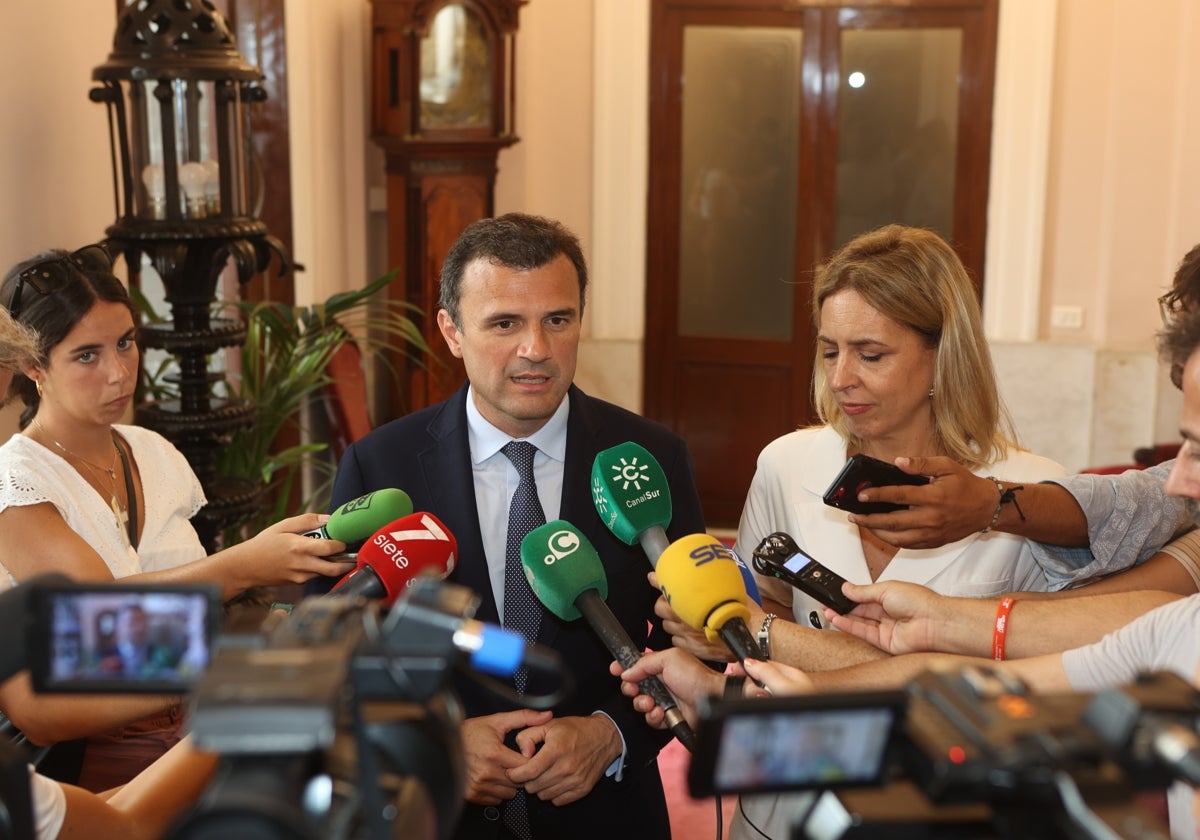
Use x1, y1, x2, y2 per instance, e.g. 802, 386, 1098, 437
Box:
329, 384, 706, 840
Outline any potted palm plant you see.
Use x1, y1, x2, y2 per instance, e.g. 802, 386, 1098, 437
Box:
137, 270, 436, 544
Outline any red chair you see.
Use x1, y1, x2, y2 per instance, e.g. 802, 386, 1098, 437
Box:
1081, 442, 1180, 475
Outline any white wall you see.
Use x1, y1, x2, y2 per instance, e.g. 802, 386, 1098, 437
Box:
5, 0, 1198, 472
2, 4, 113, 269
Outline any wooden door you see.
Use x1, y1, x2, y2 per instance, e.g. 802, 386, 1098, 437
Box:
646, 0, 997, 527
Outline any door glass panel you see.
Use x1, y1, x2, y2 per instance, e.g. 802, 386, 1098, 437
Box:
679, 26, 801, 340
835, 28, 961, 248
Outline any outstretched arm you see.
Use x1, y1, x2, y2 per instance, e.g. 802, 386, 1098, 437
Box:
828, 580, 1181, 659
749, 649, 1075, 696
0, 672, 177, 747
652, 574, 889, 671
0, 504, 353, 602
846, 457, 1090, 549
55, 736, 219, 840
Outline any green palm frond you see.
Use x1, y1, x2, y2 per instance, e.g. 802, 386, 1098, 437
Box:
136, 270, 435, 542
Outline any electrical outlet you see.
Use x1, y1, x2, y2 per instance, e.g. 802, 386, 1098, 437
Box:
1050, 305, 1084, 330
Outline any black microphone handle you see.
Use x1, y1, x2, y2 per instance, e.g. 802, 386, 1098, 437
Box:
717, 617, 766, 689
575, 590, 698, 753
329, 566, 385, 600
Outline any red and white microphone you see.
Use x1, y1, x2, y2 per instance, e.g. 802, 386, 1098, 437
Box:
329, 511, 457, 605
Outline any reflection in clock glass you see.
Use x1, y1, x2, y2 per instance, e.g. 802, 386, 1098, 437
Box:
420, 4, 492, 129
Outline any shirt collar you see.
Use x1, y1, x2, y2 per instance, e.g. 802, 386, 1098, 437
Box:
465, 385, 570, 465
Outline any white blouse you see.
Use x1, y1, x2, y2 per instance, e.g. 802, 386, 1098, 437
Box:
0, 424, 206, 582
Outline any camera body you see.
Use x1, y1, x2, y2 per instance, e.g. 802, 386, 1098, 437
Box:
4, 575, 490, 840
176, 580, 476, 840
692, 664, 1200, 839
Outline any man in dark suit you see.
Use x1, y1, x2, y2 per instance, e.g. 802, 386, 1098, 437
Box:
329, 213, 706, 839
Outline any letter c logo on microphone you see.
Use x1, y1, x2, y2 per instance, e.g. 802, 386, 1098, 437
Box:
543, 529, 580, 565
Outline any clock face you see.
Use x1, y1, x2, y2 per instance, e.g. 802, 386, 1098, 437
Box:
419, 3, 493, 130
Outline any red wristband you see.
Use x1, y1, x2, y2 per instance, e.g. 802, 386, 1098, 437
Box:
992, 597, 1016, 661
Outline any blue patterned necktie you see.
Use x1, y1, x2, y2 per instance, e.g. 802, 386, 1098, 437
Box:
500, 440, 545, 840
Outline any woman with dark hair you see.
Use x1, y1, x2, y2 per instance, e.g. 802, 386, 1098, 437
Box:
0, 244, 354, 791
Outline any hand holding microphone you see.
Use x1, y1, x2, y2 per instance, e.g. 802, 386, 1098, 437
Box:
329, 511, 457, 605
519, 520, 698, 752
656, 533, 766, 688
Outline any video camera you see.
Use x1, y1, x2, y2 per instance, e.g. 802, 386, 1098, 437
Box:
689, 664, 1200, 839
2, 573, 569, 840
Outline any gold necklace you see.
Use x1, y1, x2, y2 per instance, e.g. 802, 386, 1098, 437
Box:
33, 419, 127, 534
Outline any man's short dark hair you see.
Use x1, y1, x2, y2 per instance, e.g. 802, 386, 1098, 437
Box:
1159, 307, 1200, 388
438, 213, 588, 326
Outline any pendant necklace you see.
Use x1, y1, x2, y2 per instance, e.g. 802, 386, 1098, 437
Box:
33, 419, 127, 534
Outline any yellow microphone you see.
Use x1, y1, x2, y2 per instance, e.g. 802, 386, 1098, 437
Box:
656, 534, 764, 686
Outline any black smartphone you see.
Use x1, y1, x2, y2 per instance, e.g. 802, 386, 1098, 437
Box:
687, 690, 907, 798
822, 454, 930, 515
752, 532, 857, 615
27, 581, 220, 694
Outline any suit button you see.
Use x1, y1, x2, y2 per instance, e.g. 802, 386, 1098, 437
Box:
484, 806, 500, 821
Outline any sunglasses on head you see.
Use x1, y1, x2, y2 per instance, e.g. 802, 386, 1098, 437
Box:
1159, 290, 1187, 328
9, 244, 113, 321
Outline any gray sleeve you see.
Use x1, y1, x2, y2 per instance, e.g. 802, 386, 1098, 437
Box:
1031, 461, 1192, 588
1062, 595, 1200, 691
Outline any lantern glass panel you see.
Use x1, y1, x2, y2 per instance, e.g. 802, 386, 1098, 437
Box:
125, 78, 242, 221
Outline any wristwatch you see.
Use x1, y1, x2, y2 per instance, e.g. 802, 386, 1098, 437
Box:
757, 613, 778, 660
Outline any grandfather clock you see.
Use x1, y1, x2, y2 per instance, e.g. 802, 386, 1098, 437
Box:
370, 0, 525, 415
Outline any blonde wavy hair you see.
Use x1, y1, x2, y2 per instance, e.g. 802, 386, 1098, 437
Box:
0, 306, 39, 380
811, 225, 1018, 470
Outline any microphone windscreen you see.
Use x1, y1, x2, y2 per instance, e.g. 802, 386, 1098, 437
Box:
519, 520, 607, 621
591, 442, 672, 545
332, 511, 457, 605
324, 488, 414, 543
656, 534, 751, 636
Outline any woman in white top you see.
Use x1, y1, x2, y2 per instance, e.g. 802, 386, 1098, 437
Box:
666, 226, 1063, 673
657, 225, 1064, 838
0, 245, 354, 790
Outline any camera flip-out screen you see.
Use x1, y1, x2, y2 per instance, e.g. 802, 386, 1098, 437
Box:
29, 582, 220, 694
688, 690, 907, 798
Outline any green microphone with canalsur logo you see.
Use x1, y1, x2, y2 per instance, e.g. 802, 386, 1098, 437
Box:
591, 442, 673, 566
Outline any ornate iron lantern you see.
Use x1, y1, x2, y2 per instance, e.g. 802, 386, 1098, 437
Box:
90, 0, 289, 549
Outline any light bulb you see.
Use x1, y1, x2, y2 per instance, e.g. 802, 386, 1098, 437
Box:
179, 161, 208, 219
200, 159, 220, 215
141, 163, 166, 220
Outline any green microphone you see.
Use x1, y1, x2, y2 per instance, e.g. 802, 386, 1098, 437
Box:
519, 520, 697, 752
302, 488, 413, 542
591, 442, 673, 566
